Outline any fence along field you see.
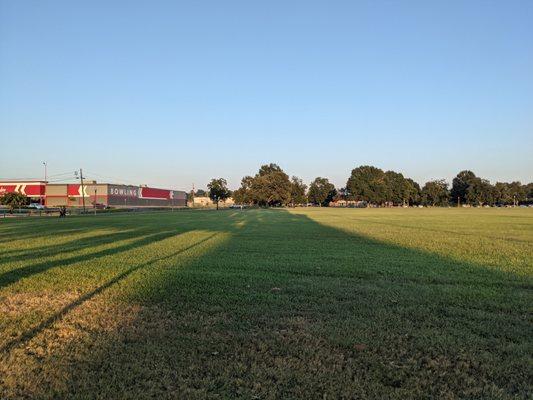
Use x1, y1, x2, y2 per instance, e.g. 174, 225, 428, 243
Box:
0, 207, 531, 398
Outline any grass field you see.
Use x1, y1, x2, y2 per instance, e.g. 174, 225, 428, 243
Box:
0, 208, 532, 399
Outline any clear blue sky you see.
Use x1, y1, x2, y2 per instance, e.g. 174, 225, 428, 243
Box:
1, 0, 532, 190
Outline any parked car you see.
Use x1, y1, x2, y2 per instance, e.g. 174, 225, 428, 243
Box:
28, 203, 45, 210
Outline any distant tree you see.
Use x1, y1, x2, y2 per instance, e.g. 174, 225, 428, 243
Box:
232, 176, 254, 205
195, 189, 207, 197
507, 181, 526, 206
308, 177, 336, 206
486, 183, 498, 206
258, 163, 284, 176
405, 178, 421, 206
336, 187, 348, 200
465, 178, 493, 206
290, 176, 307, 206
493, 181, 528, 206
232, 188, 246, 205
526, 183, 533, 204
494, 182, 512, 205
250, 167, 292, 206
207, 178, 230, 210
0, 192, 29, 212
332, 187, 348, 203
421, 179, 449, 206
451, 170, 477, 206
385, 171, 415, 206
233, 164, 292, 207
346, 166, 388, 205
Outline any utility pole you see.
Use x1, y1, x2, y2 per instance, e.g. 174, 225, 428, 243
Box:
42, 161, 47, 205
94, 188, 97, 215
79, 168, 86, 213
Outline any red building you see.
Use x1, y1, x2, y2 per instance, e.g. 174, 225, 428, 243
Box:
0, 180, 46, 204
0, 180, 187, 208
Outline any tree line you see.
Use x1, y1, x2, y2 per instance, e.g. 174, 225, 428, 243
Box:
199, 164, 533, 207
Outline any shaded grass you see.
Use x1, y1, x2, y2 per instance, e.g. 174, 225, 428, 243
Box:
0, 208, 532, 399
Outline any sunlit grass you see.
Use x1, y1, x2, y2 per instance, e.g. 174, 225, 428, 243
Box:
0, 208, 531, 399
297, 207, 532, 275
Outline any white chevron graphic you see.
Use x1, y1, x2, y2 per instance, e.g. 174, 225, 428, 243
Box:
78, 185, 89, 197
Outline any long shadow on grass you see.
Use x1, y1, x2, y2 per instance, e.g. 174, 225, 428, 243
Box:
0, 230, 181, 290
0, 211, 190, 246
1, 209, 531, 399
0, 230, 138, 266
0, 210, 230, 289
0, 233, 219, 353
0, 221, 89, 245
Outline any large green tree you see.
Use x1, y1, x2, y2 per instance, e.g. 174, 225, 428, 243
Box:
384, 171, 414, 206
258, 163, 284, 177
0, 192, 29, 212
232, 176, 254, 205
421, 179, 449, 206
405, 178, 421, 206
346, 166, 388, 205
465, 178, 494, 206
507, 181, 526, 206
451, 170, 477, 205
290, 176, 307, 206
250, 169, 292, 206
308, 177, 336, 206
207, 178, 230, 210
493, 181, 527, 206
526, 183, 533, 203
494, 182, 511, 205
234, 164, 292, 207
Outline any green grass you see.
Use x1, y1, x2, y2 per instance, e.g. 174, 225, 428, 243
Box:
0, 208, 531, 399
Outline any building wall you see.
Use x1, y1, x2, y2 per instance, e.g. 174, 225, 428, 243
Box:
108, 186, 187, 207
45, 184, 109, 207
2, 180, 186, 208
0, 181, 46, 203
45, 183, 187, 208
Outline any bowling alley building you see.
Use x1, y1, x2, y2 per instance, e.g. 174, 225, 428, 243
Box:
0, 180, 187, 208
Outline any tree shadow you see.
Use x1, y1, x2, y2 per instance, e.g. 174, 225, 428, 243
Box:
0, 211, 202, 246
0, 230, 181, 290
0, 210, 243, 289
0, 233, 219, 353
0, 209, 531, 399
0, 230, 136, 266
